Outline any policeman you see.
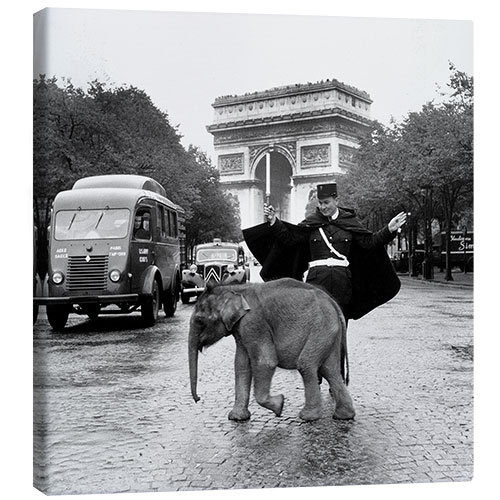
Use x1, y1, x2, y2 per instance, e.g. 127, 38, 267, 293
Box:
246, 183, 406, 320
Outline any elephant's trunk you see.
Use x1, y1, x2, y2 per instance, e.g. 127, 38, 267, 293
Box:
188, 332, 201, 402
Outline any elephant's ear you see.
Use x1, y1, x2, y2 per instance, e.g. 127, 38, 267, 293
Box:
221, 293, 251, 332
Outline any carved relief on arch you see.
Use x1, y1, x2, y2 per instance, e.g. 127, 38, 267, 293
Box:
338, 144, 357, 168
301, 144, 331, 168
219, 153, 244, 175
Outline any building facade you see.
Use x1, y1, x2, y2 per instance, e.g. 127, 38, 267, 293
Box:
206, 79, 373, 228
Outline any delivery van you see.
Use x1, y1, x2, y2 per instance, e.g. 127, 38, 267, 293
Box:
34, 174, 185, 329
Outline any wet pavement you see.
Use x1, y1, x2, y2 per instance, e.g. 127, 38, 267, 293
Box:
33, 268, 473, 495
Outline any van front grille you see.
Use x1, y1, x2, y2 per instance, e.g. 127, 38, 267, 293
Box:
67, 255, 109, 292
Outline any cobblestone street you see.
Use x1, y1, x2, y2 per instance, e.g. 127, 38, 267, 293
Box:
33, 273, 473, 496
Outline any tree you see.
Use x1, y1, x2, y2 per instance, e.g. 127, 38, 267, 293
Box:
343, 121, 409, 229
182, 146, 242, 255
33, 77, 241, 274
396, 64, 473, 279
346, 64, 473, 280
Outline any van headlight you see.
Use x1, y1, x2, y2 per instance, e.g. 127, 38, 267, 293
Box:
52, 271, 64, 284
109, 269, 121, 282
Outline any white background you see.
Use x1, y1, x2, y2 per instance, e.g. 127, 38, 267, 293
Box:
2, 1, 496, 500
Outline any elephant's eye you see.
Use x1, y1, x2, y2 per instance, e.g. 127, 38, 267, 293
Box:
194, 317, 205, 327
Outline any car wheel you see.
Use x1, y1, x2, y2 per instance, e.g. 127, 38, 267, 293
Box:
164, 283, 178, 317
142, 279, 160, 326
47, 305, 69, 331
181, 291, 190, 304
33, 303, 39, 325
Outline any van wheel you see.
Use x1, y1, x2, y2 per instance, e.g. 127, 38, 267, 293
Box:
142, 279, 160, 326
47, 305, 69, 331
164, 283, 178, 317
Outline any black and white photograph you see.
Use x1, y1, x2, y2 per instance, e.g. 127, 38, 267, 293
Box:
4, 2, 497, 500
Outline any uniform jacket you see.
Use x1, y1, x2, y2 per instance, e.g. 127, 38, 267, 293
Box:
242, 208, 401, 320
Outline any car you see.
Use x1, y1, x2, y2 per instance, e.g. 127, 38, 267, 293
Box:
390, 250, 409, 273
180, 239, 250, 303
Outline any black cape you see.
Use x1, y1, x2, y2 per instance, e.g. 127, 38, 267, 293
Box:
243, 208, 400, 320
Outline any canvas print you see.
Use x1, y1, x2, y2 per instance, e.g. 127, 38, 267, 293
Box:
33, 8, 473, 496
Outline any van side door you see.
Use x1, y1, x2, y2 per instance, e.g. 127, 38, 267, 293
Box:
130, 204, 155, 293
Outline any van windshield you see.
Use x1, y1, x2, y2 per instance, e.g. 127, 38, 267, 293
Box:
196, 248, 237, 263
54, 209, 131, 240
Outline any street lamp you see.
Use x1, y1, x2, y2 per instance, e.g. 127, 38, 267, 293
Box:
421, 184, 434, 280
407, 212, 419, 277
462, 225, 468, 274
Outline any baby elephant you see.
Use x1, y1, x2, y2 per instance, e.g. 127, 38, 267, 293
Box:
188, 278, 355, 421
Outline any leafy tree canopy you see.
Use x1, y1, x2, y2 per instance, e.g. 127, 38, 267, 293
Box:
33, 76, 241, 273
344, 63, 473, 232
342, 63, 473, 278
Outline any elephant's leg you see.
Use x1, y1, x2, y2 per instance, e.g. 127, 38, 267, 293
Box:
251, 347, 284, 416
295, 333, 331, 421
320, 351, 355, 420
253, 367, 284, 416
228, 343, 252, 421
297, 361, 323, 421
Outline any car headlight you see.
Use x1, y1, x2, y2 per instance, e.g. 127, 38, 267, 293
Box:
52, 271, 64, 284
109, 269, 121, 282
226, 264, 235, 273
189, 264, 198, 274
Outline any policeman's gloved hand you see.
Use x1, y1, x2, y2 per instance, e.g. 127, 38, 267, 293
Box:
388, 211, 407, 233
264, 203, 276, 225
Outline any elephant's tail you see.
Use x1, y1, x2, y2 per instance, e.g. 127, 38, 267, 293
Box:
340, 312, 349, 386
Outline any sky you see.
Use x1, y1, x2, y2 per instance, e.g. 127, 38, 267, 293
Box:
33, 7, 472, 162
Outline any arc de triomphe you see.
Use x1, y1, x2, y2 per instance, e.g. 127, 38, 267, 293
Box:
206, 79, 372, 228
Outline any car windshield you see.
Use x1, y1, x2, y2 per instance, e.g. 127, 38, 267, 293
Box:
54, 209, 131, 240
196, 248, 237, 263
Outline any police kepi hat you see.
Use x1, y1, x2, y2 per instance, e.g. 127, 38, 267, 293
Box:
317, 183, 337, 199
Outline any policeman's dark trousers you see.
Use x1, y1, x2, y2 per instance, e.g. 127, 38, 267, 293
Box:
306, 265, 351, 321
307, 266, 351, 385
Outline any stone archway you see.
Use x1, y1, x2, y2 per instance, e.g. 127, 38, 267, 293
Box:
253, 149, 293, 222
207, 78, 372, 228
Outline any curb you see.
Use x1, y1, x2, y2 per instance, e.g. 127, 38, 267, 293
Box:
398, 274, 473, 289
